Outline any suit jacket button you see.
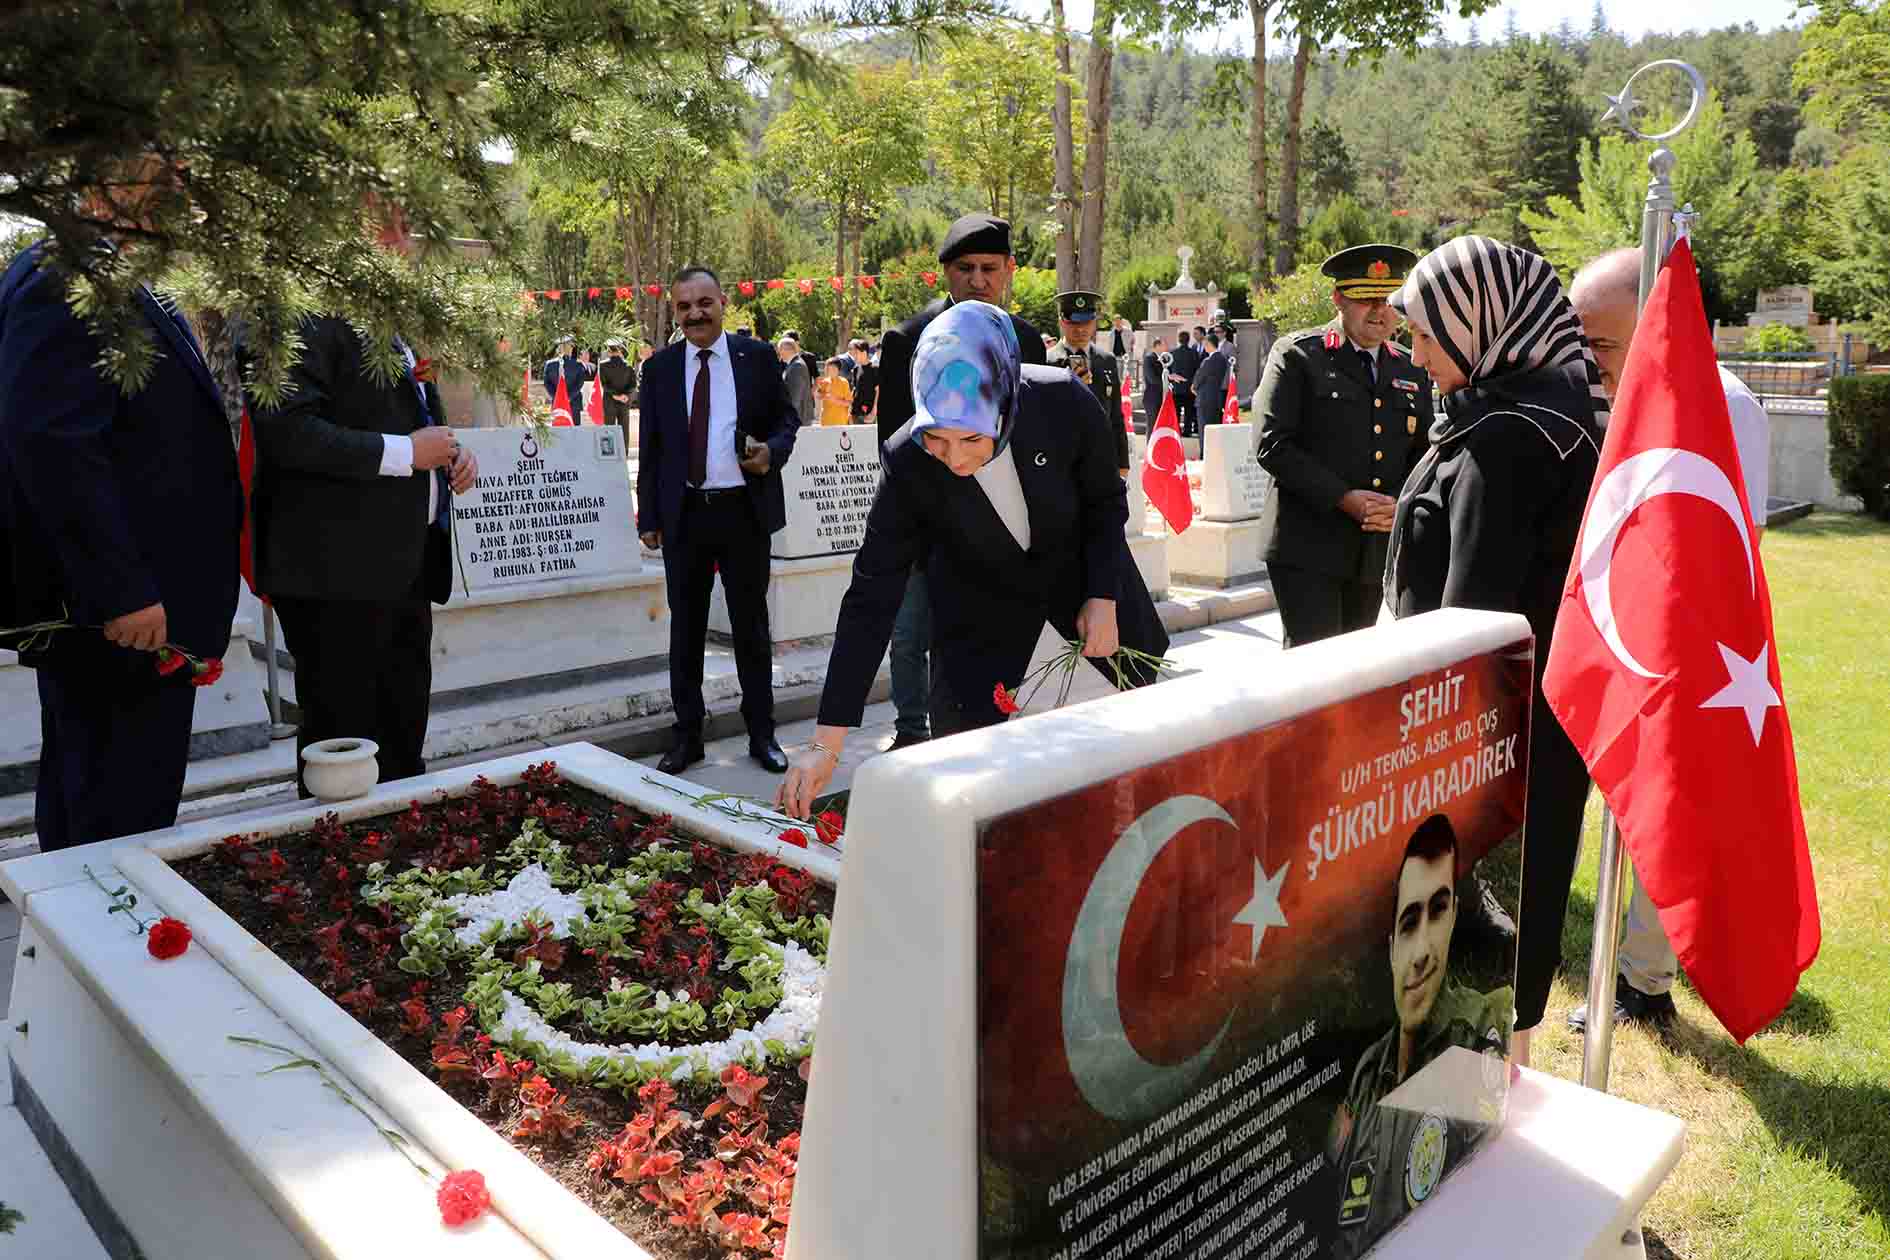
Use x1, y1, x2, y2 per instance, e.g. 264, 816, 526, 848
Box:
1374, 450, 1384, 461
1373, 478, 1383, 488
1331, 391, 1340, 398
1374, 398, 1383, 408
1374, 424, 1383, 434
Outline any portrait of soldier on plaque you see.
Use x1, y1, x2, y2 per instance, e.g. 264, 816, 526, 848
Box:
1327, 813, 1512, 1258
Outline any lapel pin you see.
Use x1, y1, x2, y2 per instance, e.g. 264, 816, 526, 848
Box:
1034, 451, 1048, 466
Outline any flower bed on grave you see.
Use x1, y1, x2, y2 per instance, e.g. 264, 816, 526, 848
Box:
172, 761, 836, 1260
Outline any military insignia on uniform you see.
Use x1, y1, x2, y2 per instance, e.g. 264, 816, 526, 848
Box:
1367, 260, 1391, 280
1392, 379, 1419, 393
1338, 1159, 1375, 1226
1405, 1112, 1449, 1207
1323, 328, 1342, 351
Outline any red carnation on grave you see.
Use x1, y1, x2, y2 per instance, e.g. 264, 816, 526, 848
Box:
993, 683, 1020, 715
814, 810, 845, 847
147, 916, 192, 960
777, 827, 809, 849
437, 1169, 491, 1227
615, 285, 633, 301
155, 647, 190, 677
192, 658, 225, 688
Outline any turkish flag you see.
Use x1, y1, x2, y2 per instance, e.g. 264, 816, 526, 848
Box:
859, 275, 876, 289
829, 276, 844, 292
545, 289, 562, 302
738, 280, 756, 298
921, 270, 939, 287
616, 285, 633, 301
1141, 387, 1190, 534
1542, 238, 1819, 1043
798, 278, 814, 295
1120, 378, 1132, 433
1222, 362, 1240, 424
644, 283, 662, 298
587, 286, 602, 299
767, 279, 784, 291
550, 372, 574, 426
585, 374, 605, 425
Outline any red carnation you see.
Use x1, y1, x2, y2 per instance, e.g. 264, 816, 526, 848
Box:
993, 683, 1020, 715
437, 1169, 491, 1227
147, 916, 192, 960
814, 810, 845, 847
155, 647, 190, 677
777, 827, 809, 849
192, 658, 225, 688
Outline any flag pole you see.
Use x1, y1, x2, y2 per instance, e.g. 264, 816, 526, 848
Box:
1582, 58, 1708, 1094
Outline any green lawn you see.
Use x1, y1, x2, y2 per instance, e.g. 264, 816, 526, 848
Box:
1528, 512, 1890, 1260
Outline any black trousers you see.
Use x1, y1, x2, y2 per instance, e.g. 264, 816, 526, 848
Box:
273, 588, 433, 797
1175, 393, 1199, 435
1515, 685, 1594, 1031
662, 489, 774, 744
1268, 562, 1382, 648
35, 654, 196, 851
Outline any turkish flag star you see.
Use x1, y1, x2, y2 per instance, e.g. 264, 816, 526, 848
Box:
1699, 640, 1781, 745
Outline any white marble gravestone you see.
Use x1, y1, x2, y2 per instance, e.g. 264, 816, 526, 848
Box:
452, 425, 638, 588
773, 425, 882, 561
1198, 423, 1266, 522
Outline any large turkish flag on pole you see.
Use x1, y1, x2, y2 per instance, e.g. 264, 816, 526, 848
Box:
1542, 238, 1819, 1043
1140, 387, 1191, 533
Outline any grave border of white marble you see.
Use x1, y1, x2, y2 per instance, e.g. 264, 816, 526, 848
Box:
2, 743, 835, 1260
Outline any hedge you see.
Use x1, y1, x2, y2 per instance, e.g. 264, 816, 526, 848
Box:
1828, 374, 1890, 520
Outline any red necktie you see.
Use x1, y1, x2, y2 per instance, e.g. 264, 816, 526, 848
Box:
689, 347, 712, 487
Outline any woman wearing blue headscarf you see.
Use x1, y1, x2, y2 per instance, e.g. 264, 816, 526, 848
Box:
777, 300, 1168, 817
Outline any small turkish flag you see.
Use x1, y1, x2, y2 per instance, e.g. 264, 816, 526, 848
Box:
644, 283, 663, 298
860, 275, 876, 289
921, 270, 939, 287
585, 374, 605, 425
1141, 387, 1190, 534
738, 280, 756, 297
550, 372, 574, 426
616, 285, 633, 301
1222, 363, 1240, 424
236, 407, 263, 602
587, 286, 602, 299
544, 289, 562, 302
798, 278, 815, 295
1542, 238, 1818, 1043
1120, 378, 1133, 433
829, 276, 844, 292
767, 279, 784, 290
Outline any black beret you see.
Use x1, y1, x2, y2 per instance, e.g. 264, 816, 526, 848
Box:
938, 213, 1014, 263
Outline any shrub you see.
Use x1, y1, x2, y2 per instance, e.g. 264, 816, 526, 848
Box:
1744, 323, 1816, 354
1252, 263, 1337, 337
1827, 375, 1890, 520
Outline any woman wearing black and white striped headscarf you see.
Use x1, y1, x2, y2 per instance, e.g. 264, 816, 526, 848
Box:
1382, 235, 1604, 1064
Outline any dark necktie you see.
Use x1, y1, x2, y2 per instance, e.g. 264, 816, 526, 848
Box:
394, 335, 451, 527
689, 347, 713, 487
1356, 347, 1377, 386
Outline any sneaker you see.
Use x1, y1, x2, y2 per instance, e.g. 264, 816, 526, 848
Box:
883, 730, 931, 752
1566, 975, 1678, 1033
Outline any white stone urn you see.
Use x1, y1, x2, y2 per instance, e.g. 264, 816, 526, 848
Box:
301, 737, 380, 802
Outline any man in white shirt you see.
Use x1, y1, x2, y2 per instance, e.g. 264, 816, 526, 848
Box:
1567, 246, 1770, 1031
636, 266, 799, 775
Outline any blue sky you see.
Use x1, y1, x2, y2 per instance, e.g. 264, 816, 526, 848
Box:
1035, 0, 1806, 52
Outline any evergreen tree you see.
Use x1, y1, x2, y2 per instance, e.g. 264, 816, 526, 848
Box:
1503, 7, 1522, 42
1589, 0, 1608, 39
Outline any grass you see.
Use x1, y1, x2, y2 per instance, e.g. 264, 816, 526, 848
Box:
1527, 512, 1890, 1260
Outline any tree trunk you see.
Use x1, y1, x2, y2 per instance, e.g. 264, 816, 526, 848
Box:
1248, 0, 1271, 293
1273, 31, 1314, 278
1077, 10, 1115, 293
1049, 0, 1078, 290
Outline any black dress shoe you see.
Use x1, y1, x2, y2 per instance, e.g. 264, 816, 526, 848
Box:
657, 739, 705, 775
883, 730, 931, 752
750, 738, 789, 773
1567, 975, 1678, 1033
1454, 871, 1518, 954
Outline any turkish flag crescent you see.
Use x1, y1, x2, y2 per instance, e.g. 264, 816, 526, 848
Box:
1222, 363, 1239, 424
585, 374, 605, 425
550, 373, 574, 426
1541, 238, 1818, 1043
1141, 387, 1191, 534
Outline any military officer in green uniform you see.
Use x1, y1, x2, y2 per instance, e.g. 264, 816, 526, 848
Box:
1253, 244, 1432, 646
1327, 814, 1512, 1260
1052, 289, 1129, 475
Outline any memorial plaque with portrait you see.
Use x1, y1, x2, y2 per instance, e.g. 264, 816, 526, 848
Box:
975, 644, 1531, 1260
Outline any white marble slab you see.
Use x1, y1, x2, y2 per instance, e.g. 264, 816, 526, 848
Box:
775, 425, 881, 560
1125, 435, 1146, 537
1199, 422, 1266, 522
453, 425, 638, 591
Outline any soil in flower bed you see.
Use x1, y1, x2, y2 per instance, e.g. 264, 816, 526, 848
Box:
173, 763, 834, 1259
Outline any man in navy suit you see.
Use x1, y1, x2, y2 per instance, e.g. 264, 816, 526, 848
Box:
0, 240, 242, 850
637, 265, 798, 775
542, 333, 590, 416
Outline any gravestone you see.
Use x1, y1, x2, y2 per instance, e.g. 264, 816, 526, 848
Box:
1199, 423, 1267, 522
790, 608, 1532, 1260
452, 424, 639, 588
1126, 434, 1147, 537
774, 425, 883, 560
1751, 285, 1814, 329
